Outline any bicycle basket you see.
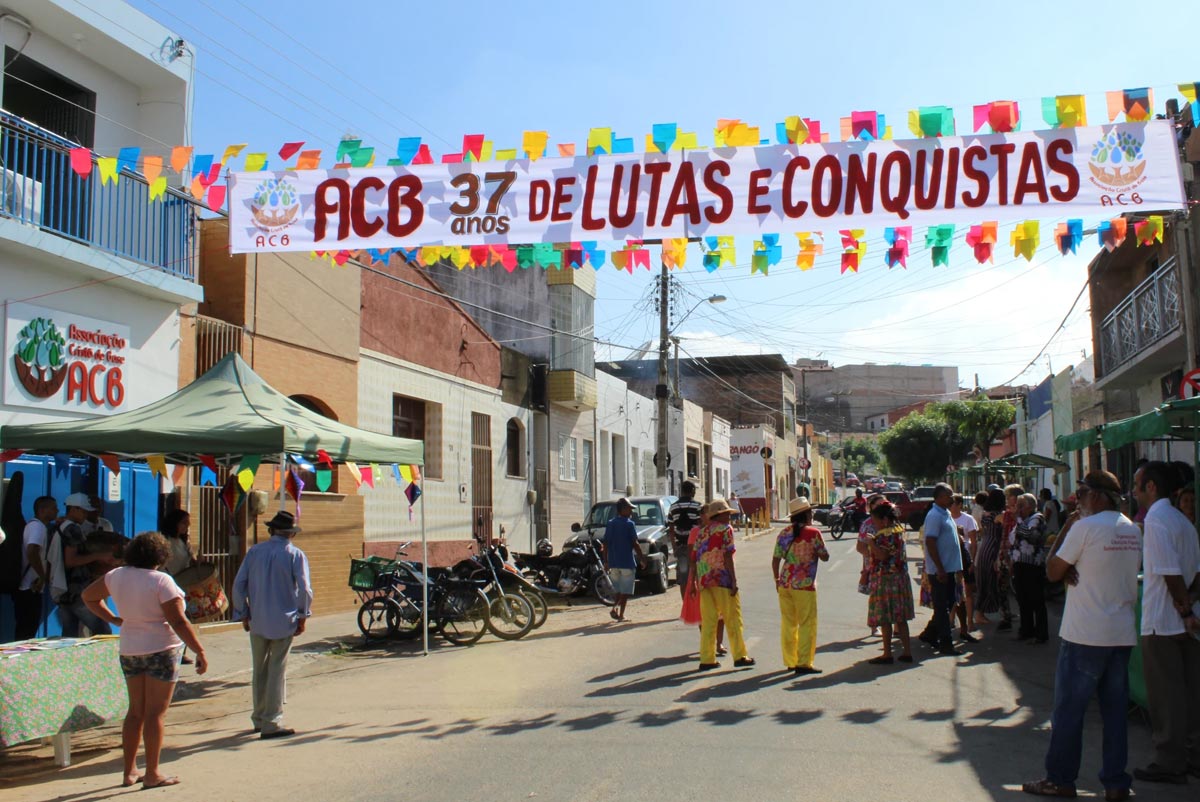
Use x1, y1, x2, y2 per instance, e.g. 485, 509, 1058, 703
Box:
348, 556, 397, 591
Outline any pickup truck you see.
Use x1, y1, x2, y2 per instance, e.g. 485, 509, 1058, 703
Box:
882, 490, 935, 531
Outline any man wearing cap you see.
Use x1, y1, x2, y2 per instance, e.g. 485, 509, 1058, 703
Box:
56, 492, 117, 636
1132, 461, 1200, 785
772, 497, 829, 675
690, 496, 753, 670
1022, 471, 1141, 800
232, 510, 313, 740
603, 498, 646, 622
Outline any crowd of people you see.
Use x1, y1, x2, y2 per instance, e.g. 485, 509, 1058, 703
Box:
650, 463, 1199, 801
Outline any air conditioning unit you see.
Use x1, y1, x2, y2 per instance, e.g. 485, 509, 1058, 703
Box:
0, 168, 43, 226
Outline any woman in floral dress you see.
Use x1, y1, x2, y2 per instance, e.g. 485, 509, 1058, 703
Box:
866, 502, 913, 664
973, 488, 1008, 624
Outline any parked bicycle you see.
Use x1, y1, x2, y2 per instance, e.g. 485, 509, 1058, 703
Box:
350, 544, 492, 645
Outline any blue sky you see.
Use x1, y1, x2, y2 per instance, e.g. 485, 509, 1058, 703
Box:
127, 0, 1196, 389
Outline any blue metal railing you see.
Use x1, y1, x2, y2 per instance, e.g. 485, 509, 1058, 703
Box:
0, 110, 199, 281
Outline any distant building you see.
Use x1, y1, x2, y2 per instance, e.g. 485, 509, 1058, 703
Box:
796, 361, 959, 434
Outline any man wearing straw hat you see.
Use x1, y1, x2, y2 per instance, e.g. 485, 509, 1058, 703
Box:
690, 496, 754, 670
232, 510, 312, 740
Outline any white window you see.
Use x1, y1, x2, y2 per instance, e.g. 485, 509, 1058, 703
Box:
558, 435, 577, 481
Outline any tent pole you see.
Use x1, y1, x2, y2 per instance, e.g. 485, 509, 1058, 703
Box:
277, 452, 286, 511
421, 481, 429, 657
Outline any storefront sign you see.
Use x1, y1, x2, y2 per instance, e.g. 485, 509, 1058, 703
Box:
227, 122, 1184, 253
4, 302, 130, 414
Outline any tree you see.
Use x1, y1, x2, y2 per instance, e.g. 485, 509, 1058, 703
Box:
831, 438, 881, 478
878, 413, 950, 485
930, 398, 1016, 460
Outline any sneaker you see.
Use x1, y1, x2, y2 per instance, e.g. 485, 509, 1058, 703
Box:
1133, 765, 1187, 784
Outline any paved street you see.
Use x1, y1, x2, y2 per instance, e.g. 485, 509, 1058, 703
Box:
5, 529, 1191, 802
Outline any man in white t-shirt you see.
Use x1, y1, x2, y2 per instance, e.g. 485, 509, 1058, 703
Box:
951, 494, 980, 641
1022, 471, 1141, 801
1132, 461, 1200, 785
14, 495, 58, 640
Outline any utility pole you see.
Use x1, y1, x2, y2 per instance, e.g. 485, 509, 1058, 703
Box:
656, 263, 671, 495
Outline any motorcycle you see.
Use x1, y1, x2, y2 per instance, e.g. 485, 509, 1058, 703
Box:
513, 538, 617, 606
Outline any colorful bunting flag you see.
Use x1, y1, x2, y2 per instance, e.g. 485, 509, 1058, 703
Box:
714, 119, 760, 147
346, 461, 363, 487
1042, 94, 1087, 128
279, 141, 304, 161
170, 146, 193, 173
795, 232, 823, 271
315, 467, 332, 492
1135, 215, 1164, 246
170, 464, 186, 488
0, 449, 25, 462
557, 143, 577, 158
53, 453, 71, 475
147, 454, 167, 479
97, 157, 119, 185
1106, 88, 1154, 122
1011, 220, 1040, 260
1098, 218, 1128, 252
522, 131, 549, 160
405, 481, 422, 520
966, 222, 999, 263
243, 153, 268, 172
973, 100, 1020, 133
99, 453, 120, 475
908, 106, 954, 138
751, 234, 782, 275
69, 148, 93, 177
237, 454, 261, 492
839, 230, 866, 273
1055, 219, 1084, 255
925, 224, 955, 266
661, 238, 689, 270
702, 236, 735, 272
884, 226, 913, 268
612, 241, 651, 273
220, 474, 243, 515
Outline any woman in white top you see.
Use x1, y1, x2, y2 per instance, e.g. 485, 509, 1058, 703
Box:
82, 531, 207, 789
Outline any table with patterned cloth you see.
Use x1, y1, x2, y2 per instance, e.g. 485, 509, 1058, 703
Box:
0, 638, 127, 758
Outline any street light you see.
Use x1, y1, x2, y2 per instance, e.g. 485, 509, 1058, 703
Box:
657, 289, 725, 494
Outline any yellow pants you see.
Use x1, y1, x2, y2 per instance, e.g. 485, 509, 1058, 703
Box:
777, 587, 818, 669
699, 587, 748, 663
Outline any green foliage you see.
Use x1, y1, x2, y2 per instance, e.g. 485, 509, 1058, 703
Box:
831, 438, 881, 478
878, 413, 950, 485
929, 398, 1016, 459
15, 317, 66, 369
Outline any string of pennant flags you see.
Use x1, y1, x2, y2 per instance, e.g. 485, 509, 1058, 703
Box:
0, 450, 426, 520
308, 213, 1166, 275
62, 82, 1199, 208
55, 81, 1194, 274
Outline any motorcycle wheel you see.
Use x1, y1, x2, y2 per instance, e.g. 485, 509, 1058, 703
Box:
593, 572, 617, 606
521, 590, 549, 629
436, 587, 489, 645
486, 593, 536, 640
357, 597, 399, 640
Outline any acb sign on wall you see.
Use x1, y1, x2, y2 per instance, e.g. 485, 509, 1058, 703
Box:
3, 302, 130, 414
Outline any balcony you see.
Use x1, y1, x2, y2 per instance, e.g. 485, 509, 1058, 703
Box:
0, 110, 199, 281
1097, 257, 1182, 381
547, 369, 597, 411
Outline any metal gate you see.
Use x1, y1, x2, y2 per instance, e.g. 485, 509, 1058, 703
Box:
193, 466, 245, 623
471, 413, 493, 545
582, 440, 593, 516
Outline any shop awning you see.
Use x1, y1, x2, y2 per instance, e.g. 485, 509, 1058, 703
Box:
990, 453, 1070, 473
1055, 427, 1099, 454
0, 353, 423, 466
1099, 397, 1200, 451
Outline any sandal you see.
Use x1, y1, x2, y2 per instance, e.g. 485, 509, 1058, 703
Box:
1021, 779, 1077, 798
142, 776, 181, 789
716, 646, 728, 656
868, 655, 895, 665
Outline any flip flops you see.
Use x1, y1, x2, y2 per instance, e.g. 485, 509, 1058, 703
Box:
142, 776, 181, 789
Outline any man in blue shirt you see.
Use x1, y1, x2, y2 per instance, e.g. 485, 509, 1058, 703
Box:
923, 484, 964, 656
603, 498, 645, 622
232, 510, 312, 739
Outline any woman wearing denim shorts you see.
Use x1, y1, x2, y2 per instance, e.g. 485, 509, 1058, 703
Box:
83, 531, 207, 789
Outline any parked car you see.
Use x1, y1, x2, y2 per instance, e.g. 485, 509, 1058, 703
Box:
865, 477, 887, 492
566, 496, 677, 593
833, 469, 843, 487
912, 486, 937, 500
845, 473, 860, 488
885, 481, 903, 492
883, 490, 935, 531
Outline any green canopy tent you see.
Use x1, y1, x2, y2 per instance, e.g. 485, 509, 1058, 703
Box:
0, 352, 422, 466
1, 353, 437, 653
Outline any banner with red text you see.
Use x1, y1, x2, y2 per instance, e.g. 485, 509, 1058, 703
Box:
227, 122, 1184, 253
